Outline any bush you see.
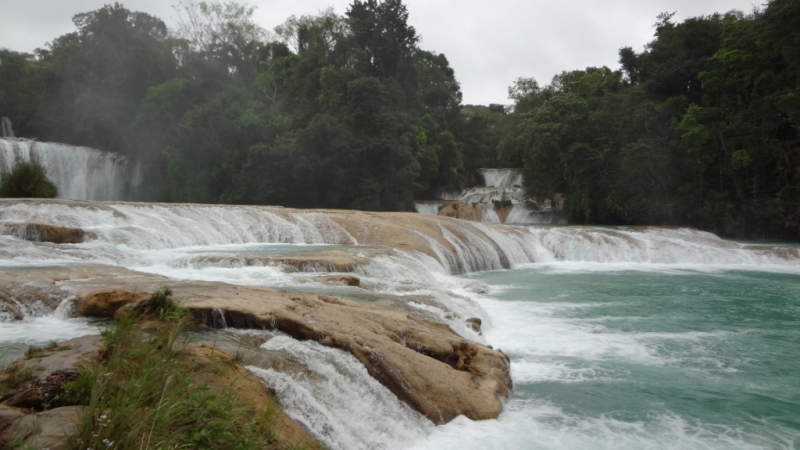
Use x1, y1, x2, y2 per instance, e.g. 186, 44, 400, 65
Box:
0, 161, 59, 198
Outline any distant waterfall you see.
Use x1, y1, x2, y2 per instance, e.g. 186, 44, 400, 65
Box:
0, 139, 142, 201
480, 168, 523, 189
1, 118, 14, 138
417, 168, 566, 225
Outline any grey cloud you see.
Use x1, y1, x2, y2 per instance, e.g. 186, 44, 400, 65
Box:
0, 0, 759, 105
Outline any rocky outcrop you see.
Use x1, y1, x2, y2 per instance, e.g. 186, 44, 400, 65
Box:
0, 406, 83, 450
1, 222, 93, 244
438, 202, 485, 222
77, 289, 149, 318
0, 336, 102, 397
75, 281, 512, 423
2, 262, 512, 423
315, 275, 362, 287
466, 317, 482, 334
0, 334, 319, 450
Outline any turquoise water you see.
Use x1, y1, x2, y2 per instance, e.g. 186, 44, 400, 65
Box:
416, 267, 800, 449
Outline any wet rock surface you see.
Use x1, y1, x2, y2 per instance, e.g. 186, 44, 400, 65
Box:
75, 278, 512, 423
2, 265, 512, 424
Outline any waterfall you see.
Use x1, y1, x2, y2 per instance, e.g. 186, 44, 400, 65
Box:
2, 118, 14, 138
0, 139, 141, 201
479, 168, 523, 188
2, 200, 797, 273
422, 168, 562, 224
249, 337, 433, 450
415, 202, 442, 215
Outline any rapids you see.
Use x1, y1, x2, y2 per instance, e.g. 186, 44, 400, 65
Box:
1, 199, 799, 449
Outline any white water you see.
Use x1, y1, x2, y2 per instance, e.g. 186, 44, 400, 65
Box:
415, 202, 442, 215
480, 169, 523, 189
2, 201, 800, 449
428, 169, 561, 224
0, 293, 102, 368
249, 337, 433, 450
0, 139, 142, 200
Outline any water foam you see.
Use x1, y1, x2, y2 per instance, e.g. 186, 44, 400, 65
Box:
249, 336, 433, 450
405, 400, 797, 450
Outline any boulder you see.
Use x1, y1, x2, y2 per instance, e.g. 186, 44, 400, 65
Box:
1, 222, 92, 244
466, 317, 482, 333
315, 275, 362, 287
77, 289, 149, 318
437, 202, 485, 222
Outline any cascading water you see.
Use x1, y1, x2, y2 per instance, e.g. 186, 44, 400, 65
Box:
1, 200, 798, 273
2, 199, 799, 450
480, 168, 523, 189
0, 138, 142, 201
417, 168, 566, 225
414, 202, 442, 215
249, 337, 433, 450
2, 117, 14, 138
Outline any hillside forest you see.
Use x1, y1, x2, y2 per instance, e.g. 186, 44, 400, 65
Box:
0, 0, 798, 239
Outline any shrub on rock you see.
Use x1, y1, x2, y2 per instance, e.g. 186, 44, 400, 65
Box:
0, 162, 58, 198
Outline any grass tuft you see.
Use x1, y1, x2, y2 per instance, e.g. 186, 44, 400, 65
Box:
68, 314, 289, 450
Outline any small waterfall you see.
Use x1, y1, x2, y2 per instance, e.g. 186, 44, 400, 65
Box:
0, 138, 141, 201
2, 118, 14, 138
249, 336, 433, 450
480, 168, 523, 188
415, 202, 442, 215
423, 168, 562, 224
505, 207, 568, 225
0, 201, 357, 251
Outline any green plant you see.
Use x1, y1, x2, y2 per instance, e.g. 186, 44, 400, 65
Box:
137, 288, 187, 322
69, 316, 283, 449
0, 162, 58, 198
59, 367, 96, 406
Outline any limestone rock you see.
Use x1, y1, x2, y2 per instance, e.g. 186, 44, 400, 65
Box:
438, 202, 485, 222
0, 406, 82, 450
0, 336, 102, 402
1, 222, 92, 244
3, 369, 78, 410
5, 265, 513, 424
315, 275, 362, 287
77, 289, 149, 318
177, 283, 512, 423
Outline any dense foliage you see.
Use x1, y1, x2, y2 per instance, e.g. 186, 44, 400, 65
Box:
0, 162, 58, 198
503, 2, 800, 238
0, 0, 485, 209
1, 0, 798, 238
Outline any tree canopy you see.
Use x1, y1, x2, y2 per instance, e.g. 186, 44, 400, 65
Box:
501, 0, 799, 239
1, 0, 469, 209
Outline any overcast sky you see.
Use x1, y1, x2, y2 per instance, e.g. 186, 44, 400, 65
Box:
0, 0, 760, 105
